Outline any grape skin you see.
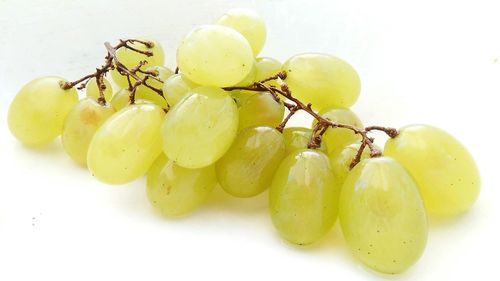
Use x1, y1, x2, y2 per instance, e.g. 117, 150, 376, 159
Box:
329, 142, 373, 185
161, 86, 238, 169
217, 8, 267, 56
162, 73, 198, 106
339, 157, 428, 274
313, 107, 363, 153
85, 77, 113, 102
134, 65, 173, 108
282, 127, 327, 154
8, 76, 78, 146
237, 92, 284, 130
87, 103, 165, 184
147, 154, 217, 217
176, 25, 254, 87
216, 126, 286, 198
269, 149, 340, 245
384, 125, 481, 217
62, 98, 115, 166
282, 53, 361, 110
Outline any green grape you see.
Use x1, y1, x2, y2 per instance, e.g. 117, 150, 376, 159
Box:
217, 8, 266, 56
384, 125, 480, 217
87, 103, 165, 184
109, 88, 132, 111
282, 127, 327, 154
61, 98, 115, 166
233, 61, 257, 86
329, 142, 373, 185
111, 38, 165, 88
229, 90, 253, 106
147, 154, 217, 217
216, 126, 286, 198
313, 107, 363, 153
161, 86, 238, 169
269, 149, 340, 245
238, 92, 284, 130
255, 57, 281, 81
282, 53, 360, 110
85, 77, 113, 102
8, 76, 78, 145
135, 65, 173, 108
339, 157, 428, 274
109, 88, 154, 111
163, 73, 198, 106
177, 25, 254, 87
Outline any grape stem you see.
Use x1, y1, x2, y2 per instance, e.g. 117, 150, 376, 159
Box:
62, 39, 167, 107
224, 71, 399, 169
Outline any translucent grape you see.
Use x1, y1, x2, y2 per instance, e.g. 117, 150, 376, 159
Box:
313, 107, 363, 153
111, 38, 165, 88
161, 86, 238, 169
282, 53, 361, 110
269, 149, 340, 245
216, 126, 286, 198
255, 57, 281, 81
109, 88, 154, 111
135, 65, 173, 108
339, 157, 428, 274
176, 25, 254, 87
217, 8, 267, 56
85, 77, 113, 102
109, 88, 132, 111
62, 98, 115, 165
147, 154, 217, 217
233, 61, 257, 86
384, 125, 480, 217
282, 127, 327, 154
87, 103, 165, 184
162, 74, 198, 106
238, 92, 284, 130
8, 76, 78, 145
329, 142, 373, 185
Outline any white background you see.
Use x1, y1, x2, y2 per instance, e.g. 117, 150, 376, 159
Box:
1, 0, 499, 280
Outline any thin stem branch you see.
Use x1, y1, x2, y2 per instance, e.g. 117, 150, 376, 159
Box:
223, 71, 398, 168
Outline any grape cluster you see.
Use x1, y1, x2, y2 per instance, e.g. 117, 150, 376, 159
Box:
6, 8, 480, 275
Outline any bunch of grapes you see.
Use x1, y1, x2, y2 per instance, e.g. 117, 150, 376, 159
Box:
6, 9, 480, 275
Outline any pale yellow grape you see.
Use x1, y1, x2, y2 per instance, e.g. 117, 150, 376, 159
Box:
282, 127, 327, 154
163, 74, 198, 106
339, 157, 428, 274
282, 53, 361, 110
135, 65, 173, 108
177, 25, 253, 87
85, 77, 113, 102
216, 126, 286, 198
87, 103, 165, 184
234, 61, 257, 86
161, 86, 238, 169
384, 125, 480, 217
8, 76, 78, 145
61, 98, 115, 165
110, 88, 132, 111
269, 149, 340, 245
110, 88, 155, 111
147, 154, 217, 217
313, 107, 363, 153
238, 92, 284, 130
229, 90, 253, 106
111, 38, 165, 88
217, 8, 266, 56
255, 57, 281, 81
329, 142, 373, 185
